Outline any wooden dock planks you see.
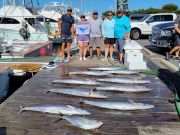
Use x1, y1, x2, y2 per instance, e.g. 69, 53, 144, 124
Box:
0, 62, 180, 135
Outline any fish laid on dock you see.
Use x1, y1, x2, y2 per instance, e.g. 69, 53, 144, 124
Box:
52, 79, 101, 85
97, 78, 150, 84
46, 88, 108, 98
82, 100, 154, 110
103, 70, 139, 75
89, 67, 124, 71
68, 71, 111, 76
95, 85, 152, 92
57, 115, 103, 130
19, 105, 91, 115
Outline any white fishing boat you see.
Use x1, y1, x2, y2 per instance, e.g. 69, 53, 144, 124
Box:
0, 1, 48, 41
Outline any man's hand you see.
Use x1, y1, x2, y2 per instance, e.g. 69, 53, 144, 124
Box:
71, 34, 74, 39
124, 33, 129, 40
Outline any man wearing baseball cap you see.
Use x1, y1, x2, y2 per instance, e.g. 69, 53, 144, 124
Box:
114, 9, 131, 64
58, 7, 75, 62
88, 10, 103, 59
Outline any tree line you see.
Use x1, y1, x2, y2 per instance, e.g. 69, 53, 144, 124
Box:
102, 4, 180, 16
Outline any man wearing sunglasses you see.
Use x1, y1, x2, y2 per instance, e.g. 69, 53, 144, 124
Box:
114, 9, 131, 64
88, 10, 103, 59
58, 7, 75, 62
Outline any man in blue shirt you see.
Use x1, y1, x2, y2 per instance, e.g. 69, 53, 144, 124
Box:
114, 9, 131, 64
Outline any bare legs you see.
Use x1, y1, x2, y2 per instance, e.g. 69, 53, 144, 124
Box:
79, 42, 88, 60
61, 42, 71, 60
96, 47, 101, 58
119, 52, 124, 61
170, 46, 180, 57
104, 44, 114, 59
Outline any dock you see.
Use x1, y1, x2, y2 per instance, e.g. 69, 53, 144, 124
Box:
1, 41, 53, 58
0, 58, 180, 135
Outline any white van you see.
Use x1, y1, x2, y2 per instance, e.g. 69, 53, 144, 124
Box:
130, 13, 177, 40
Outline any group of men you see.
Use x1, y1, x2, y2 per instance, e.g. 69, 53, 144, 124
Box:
58, 7, 131, 63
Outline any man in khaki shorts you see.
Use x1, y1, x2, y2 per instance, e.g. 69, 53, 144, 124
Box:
88, 10, 103, 59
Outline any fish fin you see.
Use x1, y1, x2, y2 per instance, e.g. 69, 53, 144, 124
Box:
79, 98, 84, 105
67, 105, 74, 108
43, 88, 50, 94
91, 88, 96, 92
54, 117, 63, 123
18, 105, 24, 114
53, 113, 63, 123
128, 100, 135, 104
64, 72, 69, 76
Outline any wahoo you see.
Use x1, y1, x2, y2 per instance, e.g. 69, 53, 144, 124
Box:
82, 100, 154, 110
19, 104, 91, 115
68, 71, 111, 76
89, 67, 124, 71
97, 78, 150, 84
46, 88, 108, 98
104, 70, 139, 75
52, 78, 101, 85
57, 115, 103, 130
95, 85, 152, 92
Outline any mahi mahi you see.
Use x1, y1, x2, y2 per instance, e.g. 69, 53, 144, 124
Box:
58, 115, 103, 130
52, 78, 101, 85
97, 78, 150, 84
89, 67, 124, 71
82, 100, 154, 110
95, 85, 152, 92
47, 88, 108, 98
103, 70, 139, 75
19, 104, 91, 115
68, 71, 111, 76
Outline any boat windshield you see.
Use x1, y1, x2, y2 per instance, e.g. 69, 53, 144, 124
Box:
139, 14, 151, 22
25, 18, 45, 32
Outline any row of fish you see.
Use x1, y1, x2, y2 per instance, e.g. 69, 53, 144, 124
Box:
20, 66, 154, 130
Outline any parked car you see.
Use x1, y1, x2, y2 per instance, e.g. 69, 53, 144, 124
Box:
149, 22, 175, 48
129, 14, 147, 22
130, 13, 177, 40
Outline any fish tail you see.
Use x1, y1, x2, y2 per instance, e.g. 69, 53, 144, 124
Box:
43, 88, 50, 94
18, 105, 24, 114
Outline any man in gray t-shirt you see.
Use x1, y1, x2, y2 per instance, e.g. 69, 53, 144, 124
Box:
88, 10, 102, 59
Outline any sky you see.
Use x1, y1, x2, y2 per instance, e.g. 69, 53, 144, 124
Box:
0, 0, 180, 14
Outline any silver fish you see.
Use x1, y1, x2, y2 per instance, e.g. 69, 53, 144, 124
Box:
19, 105, 91, 115
52, 79, 100, 85
89, 67, 123, 71
104, 70, 139, 75
82, 100, 154, 110
97, 78, 150, 84
95, 85, 152, 92
59, 115, 103, 130
47, 88, 108, 98
68, 71, 111, 76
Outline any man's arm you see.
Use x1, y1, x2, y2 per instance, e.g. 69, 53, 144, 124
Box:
175, 23, 180, 34
124, 18, 131, 40
71, 24, 75, 39
58, 18, 62, 37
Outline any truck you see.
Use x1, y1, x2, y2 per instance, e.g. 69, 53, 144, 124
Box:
130, 13, 177, 40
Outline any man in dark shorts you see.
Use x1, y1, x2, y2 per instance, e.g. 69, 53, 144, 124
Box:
166, 16, 180, 61
58, 7, 75, 62
114, 9, 131, 64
